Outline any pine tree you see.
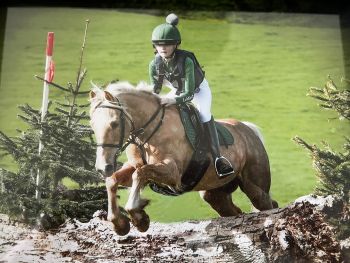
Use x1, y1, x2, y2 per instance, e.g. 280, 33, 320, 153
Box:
0, 20, 106, 228
294, 76, 350, 239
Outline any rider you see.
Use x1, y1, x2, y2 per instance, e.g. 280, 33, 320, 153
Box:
149, 13, 235, 178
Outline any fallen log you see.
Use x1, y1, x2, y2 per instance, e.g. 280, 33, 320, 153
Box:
1, 195, 348, 262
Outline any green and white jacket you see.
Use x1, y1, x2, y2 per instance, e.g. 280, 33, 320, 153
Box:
149, 49, 205, 104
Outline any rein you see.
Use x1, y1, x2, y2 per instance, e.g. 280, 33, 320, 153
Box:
95, 98, 165, 165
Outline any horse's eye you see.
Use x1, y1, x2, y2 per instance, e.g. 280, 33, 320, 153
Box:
110, 121, 119, 129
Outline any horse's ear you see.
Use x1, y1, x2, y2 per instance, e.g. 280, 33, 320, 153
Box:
89, 90, 96, 100
104, 91, 115, 102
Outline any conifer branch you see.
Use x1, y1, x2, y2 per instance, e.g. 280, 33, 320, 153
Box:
67, 20, 90, 127
295, 78, 349, 241
307, 76, 350, 120
0, 20, 101, 227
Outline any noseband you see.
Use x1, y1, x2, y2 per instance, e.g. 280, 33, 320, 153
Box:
94, 97, 165, 164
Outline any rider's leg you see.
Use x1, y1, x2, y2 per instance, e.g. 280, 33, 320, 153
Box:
193, 79, 234, 178
203, 116, 235, 177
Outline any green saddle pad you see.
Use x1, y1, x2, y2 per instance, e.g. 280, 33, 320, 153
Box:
178, 104, 234, 150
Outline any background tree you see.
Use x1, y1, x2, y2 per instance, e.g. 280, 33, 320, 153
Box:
0, 20, 106, 228
294, 76, 350, 239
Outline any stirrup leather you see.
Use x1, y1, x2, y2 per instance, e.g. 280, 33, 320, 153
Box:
214, 156, 234, 177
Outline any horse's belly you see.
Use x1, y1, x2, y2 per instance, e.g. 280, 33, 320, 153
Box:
192, 163, 237, 191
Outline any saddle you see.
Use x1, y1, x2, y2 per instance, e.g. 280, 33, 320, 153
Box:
149, 103, 234, 196
178, 103, 234, 149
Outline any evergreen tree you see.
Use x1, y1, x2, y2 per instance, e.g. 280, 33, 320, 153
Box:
0, 20, 106, 228
294, 76, 350, 239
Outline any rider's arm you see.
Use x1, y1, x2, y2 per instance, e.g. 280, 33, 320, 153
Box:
149, 59, 161, 94
175, 57, 195, 104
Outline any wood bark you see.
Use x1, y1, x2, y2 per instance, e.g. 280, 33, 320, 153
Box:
0, 195, 348, 262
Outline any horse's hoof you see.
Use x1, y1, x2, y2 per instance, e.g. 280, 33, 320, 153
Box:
112, 213, 130, 236
135, 210, 150, 232
129, 210, 150, 232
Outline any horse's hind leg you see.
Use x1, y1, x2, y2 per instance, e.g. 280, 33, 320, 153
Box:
241, 179, 277, 210
199, 180, 242, 216
240, 166, 278, 211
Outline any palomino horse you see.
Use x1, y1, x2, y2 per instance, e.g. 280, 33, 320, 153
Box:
89, 81, 278, 235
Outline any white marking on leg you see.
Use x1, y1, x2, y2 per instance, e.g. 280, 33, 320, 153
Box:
125, 172, 142, 211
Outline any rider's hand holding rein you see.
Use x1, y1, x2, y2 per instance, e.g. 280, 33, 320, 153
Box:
160, 97, 176, 106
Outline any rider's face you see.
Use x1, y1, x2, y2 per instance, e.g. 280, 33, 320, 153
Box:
155, 44, 177, 59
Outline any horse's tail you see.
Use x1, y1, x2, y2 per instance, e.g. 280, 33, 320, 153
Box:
242, 121, 265, 146
241, 121, 278, 210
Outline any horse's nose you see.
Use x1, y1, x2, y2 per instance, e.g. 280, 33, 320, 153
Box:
105, 164, 114, 174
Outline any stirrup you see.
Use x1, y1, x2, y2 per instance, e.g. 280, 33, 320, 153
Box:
214, 156, 235, 178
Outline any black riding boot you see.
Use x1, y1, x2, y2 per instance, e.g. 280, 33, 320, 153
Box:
203, 116, 235, 178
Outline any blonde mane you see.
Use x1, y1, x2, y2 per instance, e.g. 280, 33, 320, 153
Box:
105, 81, 160, 103
89, 80, 161, 118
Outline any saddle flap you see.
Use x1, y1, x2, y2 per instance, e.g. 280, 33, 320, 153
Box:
178, 103, 234, 150
178, 103, 202, 149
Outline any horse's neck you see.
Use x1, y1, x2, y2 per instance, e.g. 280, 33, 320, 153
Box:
121, 93, 160, 131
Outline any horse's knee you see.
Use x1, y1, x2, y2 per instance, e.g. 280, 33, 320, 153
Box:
132, 166, 149, 183
111, 164, 134, 187
106, 176, 117, 191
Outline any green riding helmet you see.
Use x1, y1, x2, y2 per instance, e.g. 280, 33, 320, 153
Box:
152, 13, 181, 45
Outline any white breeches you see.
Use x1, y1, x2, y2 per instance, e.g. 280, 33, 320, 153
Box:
164, 78, 212, 123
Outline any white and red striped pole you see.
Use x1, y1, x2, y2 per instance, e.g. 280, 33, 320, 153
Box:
36, 32, 55, 200
40, 32, 54, 121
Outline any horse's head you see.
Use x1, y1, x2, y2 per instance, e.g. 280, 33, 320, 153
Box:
89, 84, 132, 177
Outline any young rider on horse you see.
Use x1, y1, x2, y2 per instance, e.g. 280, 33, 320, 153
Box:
149, 13, 234, 178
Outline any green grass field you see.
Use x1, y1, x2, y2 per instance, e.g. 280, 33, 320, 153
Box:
0, 8, 348, 222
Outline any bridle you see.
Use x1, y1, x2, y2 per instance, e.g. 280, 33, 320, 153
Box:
94, 97, 165, 165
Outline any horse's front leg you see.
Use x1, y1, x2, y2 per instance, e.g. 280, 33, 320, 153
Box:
125, 157, 180, 232
106, 162, 135, 235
